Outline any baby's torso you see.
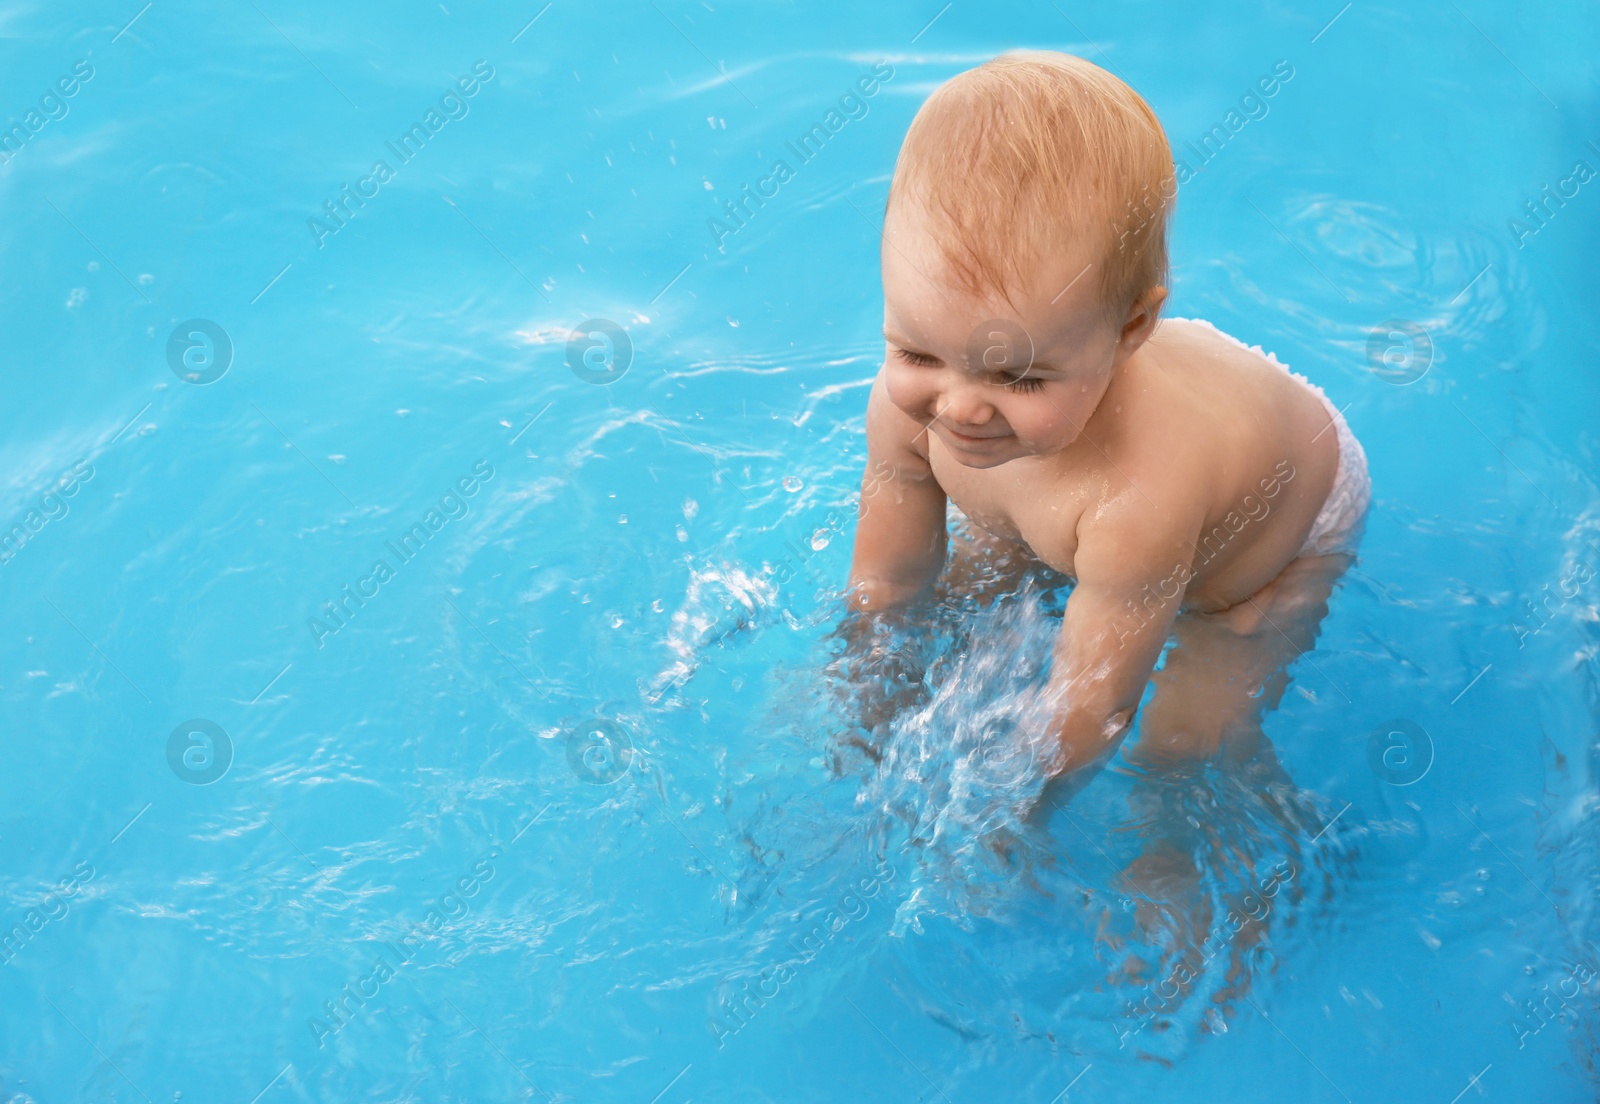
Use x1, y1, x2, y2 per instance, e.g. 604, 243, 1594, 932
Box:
927, 317, 1342, 611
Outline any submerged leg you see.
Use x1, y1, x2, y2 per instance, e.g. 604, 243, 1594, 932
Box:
1128, 552, 1352, 768
1106, 554, 1352, 1038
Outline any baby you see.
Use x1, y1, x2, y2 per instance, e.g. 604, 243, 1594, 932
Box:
847, 52, 1371, 777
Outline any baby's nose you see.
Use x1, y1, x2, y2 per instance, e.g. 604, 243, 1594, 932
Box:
939, 383, 995, 426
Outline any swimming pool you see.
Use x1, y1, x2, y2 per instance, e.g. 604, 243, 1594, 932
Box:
2, 1, 1598, 1100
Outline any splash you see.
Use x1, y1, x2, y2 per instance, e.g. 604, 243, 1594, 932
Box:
651, 559, 778, 699
808, 575, 1354, 1062
849, 584, 1069, 932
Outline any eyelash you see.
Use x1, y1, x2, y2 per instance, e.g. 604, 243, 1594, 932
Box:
895, 348, 939, 367
892, 347, 1046, 392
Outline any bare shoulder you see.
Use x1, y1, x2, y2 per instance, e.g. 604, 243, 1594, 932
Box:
1072, 465, 1208, 591
865, 368, 935, 481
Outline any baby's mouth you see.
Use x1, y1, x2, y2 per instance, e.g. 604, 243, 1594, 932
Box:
941, 423, 1009, 443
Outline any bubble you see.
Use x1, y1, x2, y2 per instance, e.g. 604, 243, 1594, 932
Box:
782, 476, 803, 493
810, 530, 831, 551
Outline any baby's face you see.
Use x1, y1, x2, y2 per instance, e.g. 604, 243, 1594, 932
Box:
880, 199, 1129, 470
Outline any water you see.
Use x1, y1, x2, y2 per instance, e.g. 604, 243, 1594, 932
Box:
2, 2, 1598, 1101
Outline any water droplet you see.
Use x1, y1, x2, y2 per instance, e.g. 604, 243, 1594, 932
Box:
1477, 868, 1491, 881
619, 514, 628, 525
675, 525, 688, 542
683, 498, 699, 520
782, 476, 803, 493
810, 530, 830, 551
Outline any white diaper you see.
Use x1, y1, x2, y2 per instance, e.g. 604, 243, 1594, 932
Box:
1171, 318, 1371, 559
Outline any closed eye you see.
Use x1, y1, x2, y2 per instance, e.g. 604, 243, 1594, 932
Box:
892, 347, 940, 367
1003, 375, 1045, 393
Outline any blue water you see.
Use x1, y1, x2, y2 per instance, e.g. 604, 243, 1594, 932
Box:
3, 2, 1599, 1101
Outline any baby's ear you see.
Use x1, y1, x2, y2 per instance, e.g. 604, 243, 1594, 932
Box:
1115, 285, 1167, 361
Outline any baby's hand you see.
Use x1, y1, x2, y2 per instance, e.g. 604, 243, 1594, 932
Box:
825, 604, 931, 743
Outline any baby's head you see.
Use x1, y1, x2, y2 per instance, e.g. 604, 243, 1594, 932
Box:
881, 51, 1176, 468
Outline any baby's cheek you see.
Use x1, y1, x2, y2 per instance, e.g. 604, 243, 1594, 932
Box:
884, 365, 931, 416
1015, 395, 1078, 445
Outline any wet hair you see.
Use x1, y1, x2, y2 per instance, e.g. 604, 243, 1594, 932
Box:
886, 51, 1175, 321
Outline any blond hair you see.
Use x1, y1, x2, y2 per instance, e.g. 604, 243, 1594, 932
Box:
886, 51, 1175, 320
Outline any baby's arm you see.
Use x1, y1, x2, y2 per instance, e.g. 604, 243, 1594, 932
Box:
847, 373, 947, 610
1043, 506, 1198, 776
